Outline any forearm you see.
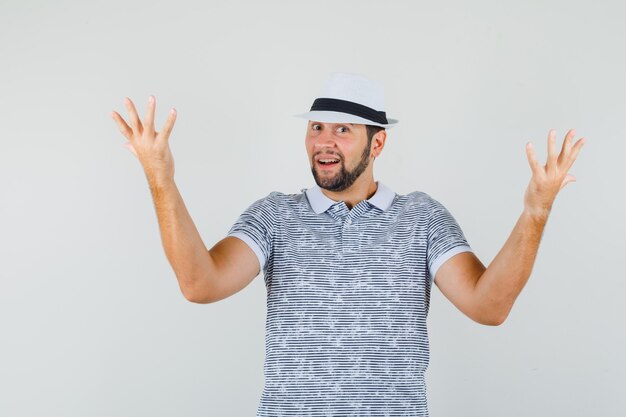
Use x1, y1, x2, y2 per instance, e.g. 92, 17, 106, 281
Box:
147, 178, 214, 298
473, 209, 549, 324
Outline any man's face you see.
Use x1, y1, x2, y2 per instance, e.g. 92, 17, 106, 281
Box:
305, 121, 371, 192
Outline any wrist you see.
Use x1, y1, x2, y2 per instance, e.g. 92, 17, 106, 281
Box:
146, 172, 175, 190
522, 206, 550, 223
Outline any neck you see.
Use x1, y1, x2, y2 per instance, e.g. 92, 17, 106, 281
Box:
320, 176, 378, 210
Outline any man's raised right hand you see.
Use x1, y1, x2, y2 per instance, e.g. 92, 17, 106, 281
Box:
111, 96, 177, 186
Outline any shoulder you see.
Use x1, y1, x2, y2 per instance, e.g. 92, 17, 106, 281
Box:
394, 191, 455, 222
266, 190, 305, 205
402, 190, 439, 210
246, 190, 305, 212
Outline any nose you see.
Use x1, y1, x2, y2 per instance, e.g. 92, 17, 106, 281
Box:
314, 127, 337, 148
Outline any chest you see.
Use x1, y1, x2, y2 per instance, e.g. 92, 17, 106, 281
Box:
268, 215, 429, 310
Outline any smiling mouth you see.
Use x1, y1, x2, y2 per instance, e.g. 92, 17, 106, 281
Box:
316, 159, 341, 170
318, 160, 339, 165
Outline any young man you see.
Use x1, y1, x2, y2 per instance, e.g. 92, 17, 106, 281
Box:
111, 72, 585, 416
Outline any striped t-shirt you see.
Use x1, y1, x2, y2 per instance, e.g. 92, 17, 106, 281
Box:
227, 181, 473, 417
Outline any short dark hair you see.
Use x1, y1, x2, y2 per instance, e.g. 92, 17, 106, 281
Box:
365, 125, 385, 147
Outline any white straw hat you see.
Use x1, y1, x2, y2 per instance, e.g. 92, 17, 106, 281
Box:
294, 72, 398, 128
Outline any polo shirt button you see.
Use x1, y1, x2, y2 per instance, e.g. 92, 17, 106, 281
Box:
346, 218, 352, 225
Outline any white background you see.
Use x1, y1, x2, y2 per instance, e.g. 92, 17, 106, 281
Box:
1, 0, 624, 416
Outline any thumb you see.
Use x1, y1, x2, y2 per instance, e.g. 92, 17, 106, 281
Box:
123, 142, 138, 158
559, 174, 576, 191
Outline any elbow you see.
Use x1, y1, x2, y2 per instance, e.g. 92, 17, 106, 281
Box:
181, 282, 215, 304
479, 314, 506, 326
176, 266, 221, 304
184, 292, 208, 304
472, 307, 509, 326
469, 292, 513, 326
183, 290, 214, 304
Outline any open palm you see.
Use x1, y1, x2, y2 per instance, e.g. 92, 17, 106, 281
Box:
523, 128, 586, 217
111, 96, 178, 185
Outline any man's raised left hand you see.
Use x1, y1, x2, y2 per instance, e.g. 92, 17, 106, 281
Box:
523, 128, 586, 219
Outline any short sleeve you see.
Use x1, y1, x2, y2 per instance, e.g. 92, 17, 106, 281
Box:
426, 196, 473, 284
226, 193, 276, 274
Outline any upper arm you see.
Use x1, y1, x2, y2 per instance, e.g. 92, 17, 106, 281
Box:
424, 194, 493, 324
187, 193, 275, 304
187, 236, 261, 304
434, 251, 494, 324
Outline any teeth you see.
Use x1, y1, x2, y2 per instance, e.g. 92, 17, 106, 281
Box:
320, 159, 339, 163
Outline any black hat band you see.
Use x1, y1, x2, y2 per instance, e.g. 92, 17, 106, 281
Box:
310, 98, 389, 125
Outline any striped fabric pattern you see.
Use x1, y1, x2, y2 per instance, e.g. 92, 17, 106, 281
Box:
227, 181, 473, 417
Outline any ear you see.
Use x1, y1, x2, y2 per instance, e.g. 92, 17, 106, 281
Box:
371, 130, 387, 158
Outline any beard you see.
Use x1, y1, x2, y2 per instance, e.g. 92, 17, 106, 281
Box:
311, 141, 371, 192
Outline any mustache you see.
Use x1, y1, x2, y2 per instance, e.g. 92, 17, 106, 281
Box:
313, 152, 343, 160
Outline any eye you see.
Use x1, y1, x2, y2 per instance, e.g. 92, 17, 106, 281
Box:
311, 124, 321, 130
337, 126, 349, 133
